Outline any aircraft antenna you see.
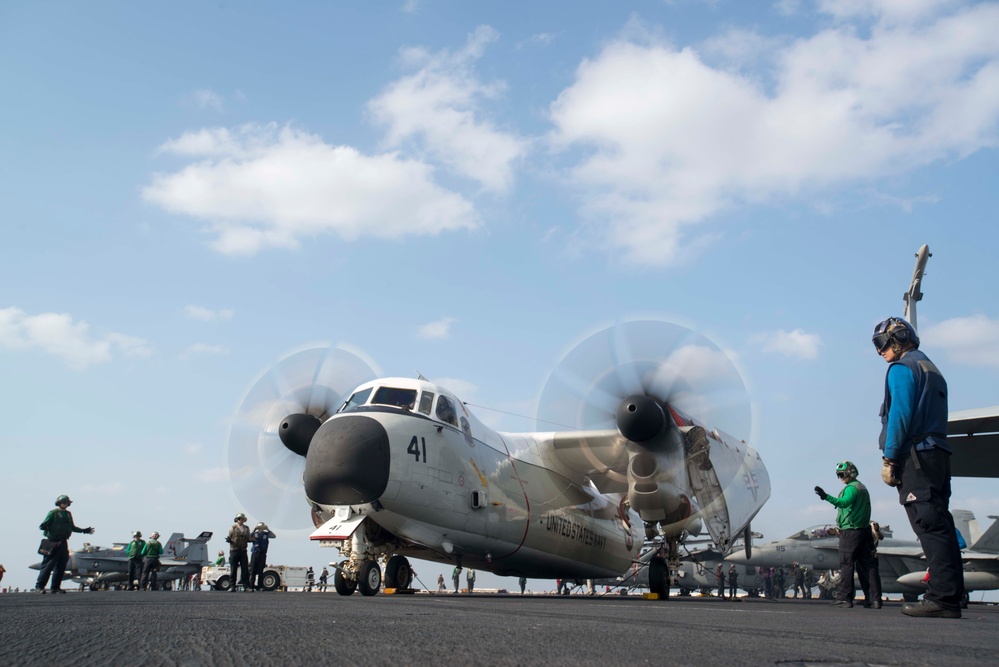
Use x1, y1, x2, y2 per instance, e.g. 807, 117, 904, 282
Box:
903, 244, 931, 331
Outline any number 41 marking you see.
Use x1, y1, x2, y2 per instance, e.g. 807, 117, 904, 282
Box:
408, 436, 427, 463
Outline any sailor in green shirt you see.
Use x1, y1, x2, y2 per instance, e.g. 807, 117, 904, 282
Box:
126, 531, 146, 591
215, 550, 226, 567
34, 495, 94, 594
814, 461, 882, 608
140, 532, 164, 591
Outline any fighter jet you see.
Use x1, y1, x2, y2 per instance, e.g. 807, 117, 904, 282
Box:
724, 511, 994, 602
31, 532, 213, 590
227, 321, 771, 597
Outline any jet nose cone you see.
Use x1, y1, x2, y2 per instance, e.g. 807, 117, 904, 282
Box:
724, 551, 747, 563
304, 415, 390, 506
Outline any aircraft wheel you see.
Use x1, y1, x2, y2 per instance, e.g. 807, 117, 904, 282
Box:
261, 570, 281, 592
162, 581, 172, 591
385, 555, 411, 589
333, 562, 356, 596
358, 560, 382, 596
648, 556, 669, 599
216, 575, 232, 591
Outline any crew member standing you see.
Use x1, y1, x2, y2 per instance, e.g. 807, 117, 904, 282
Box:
249, 522, 276, 591
873, 317, 964, 618
215, 550, 225, 567
35, 495, 94, 594
227, 513, 251, 592
728, 564, 738, 599
815, 461, 881, 608
126, 531, 146, 591
140, 532, 163, 591
466, 568, 476, 593
715, 563, 725, 599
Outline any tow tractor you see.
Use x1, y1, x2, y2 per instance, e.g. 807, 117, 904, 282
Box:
201, 564, 309, 591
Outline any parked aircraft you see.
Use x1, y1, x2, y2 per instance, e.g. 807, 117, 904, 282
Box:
724, 511, 996, 602
227, 321, 771, 597
30, 532, 213, 590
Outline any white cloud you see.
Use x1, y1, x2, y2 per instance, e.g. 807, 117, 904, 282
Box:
0, 307, 151, 370
369, 25, 529, 192
757, 329, 823, 360
180, 343, 230, 360
923, 314, 999, 368
548, 4, 999, 265
191, 88, 225, 112
417, 316, 456, 340
144, 123, 479, 255
184, 305, 234, 322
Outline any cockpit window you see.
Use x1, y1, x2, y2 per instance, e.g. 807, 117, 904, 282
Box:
372, 387, 418, 410
339, 387, 372, 413
436, 396, 457, 426
418, 392, 434, 415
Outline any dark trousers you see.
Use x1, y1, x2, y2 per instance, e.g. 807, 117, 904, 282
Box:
230, 549, 249, 589
250, 550, 267, 589
128, 557, 143, 589
837, 528, 881, 603
35, 540, 69, 591
140, 558, 160, 590
900, 447, 965, 610
717, 575, 725, 597
729, 577, 738, 598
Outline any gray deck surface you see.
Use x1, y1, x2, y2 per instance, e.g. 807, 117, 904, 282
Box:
2, 591, 997, 666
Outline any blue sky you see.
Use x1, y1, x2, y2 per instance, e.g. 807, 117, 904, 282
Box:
2, 0, 998, 594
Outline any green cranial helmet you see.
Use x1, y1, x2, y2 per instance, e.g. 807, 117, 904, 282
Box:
55, 495, 72, 506
133, 531, 142, 538
836, 461, 859, 480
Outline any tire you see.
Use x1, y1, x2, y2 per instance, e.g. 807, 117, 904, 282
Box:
385, 555, 411, 590
333, 562, 356, 596
161, 581, 172, 591
261, 570, 281, 592
648, 557, 669, 599
216, 575, 232, 591
358, 560, 382, 596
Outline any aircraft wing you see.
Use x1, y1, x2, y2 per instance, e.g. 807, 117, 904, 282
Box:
550, 429, 630, 493
949, 406, 999, 478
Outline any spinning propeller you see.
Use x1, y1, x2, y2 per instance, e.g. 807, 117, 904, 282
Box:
225, 344, 380, 531
536, 320, 756, 544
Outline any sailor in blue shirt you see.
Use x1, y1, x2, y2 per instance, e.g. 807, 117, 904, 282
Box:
873, 317, 964, 618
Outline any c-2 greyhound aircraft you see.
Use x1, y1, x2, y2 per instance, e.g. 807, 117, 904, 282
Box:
227, 321, 771, 597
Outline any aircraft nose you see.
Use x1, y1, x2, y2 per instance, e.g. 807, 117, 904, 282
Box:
304, 415, 390, 506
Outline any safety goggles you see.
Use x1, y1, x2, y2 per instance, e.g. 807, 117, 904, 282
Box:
872, 330, 893, 354
836, 472, 847, 479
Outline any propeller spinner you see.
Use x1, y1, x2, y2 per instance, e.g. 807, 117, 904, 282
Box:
225, 344, 380, 531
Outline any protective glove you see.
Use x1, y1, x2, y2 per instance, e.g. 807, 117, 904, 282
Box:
84, 527, 95, 534
814, 486, 826, 500
881, 457, 901, 487
225, 537, 232, 544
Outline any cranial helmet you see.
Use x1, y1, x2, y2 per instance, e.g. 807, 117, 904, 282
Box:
55, 495, 72, 506
872, 317, 919, 353
234, 513, 247, 522
836, 461, 859, 480
255, 522, 268, 532
218, 550, 224, 556
150, 532, 160, 539
133, 531, 142, 538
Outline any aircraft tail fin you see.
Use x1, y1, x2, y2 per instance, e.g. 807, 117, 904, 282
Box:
163, 531, 214, 563
951, 509, 980, 549
970, 515, 999, 554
